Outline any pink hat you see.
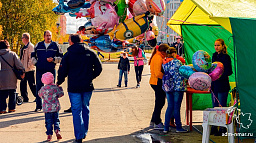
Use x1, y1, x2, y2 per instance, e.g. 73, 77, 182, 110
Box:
41, 72, 54, 85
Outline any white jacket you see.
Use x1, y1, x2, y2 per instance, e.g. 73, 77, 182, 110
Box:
20, 42, 35, 72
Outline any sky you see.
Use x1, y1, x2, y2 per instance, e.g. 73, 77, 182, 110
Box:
53, 0, 87, 34
65, 13, 88, 34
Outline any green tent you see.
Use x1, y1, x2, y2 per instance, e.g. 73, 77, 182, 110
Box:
167, 0, 256, 138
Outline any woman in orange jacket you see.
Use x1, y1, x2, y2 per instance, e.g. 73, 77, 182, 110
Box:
148, 44, 169, 129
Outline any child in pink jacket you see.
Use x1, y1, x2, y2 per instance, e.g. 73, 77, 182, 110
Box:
38, 72, 64, 142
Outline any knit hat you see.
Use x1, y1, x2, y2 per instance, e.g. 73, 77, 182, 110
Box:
41, 72, 54, 85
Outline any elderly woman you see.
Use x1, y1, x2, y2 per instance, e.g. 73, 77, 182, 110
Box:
0, 40, 24, 114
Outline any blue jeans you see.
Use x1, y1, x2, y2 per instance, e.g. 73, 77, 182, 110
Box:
118, 70, 128, 86
68, 91, 92, 140
35, 69, 56, 109
211, 91, 228, 107
45, 112, 60, 135
164, 91, 184, 131
0, 89, 16, 111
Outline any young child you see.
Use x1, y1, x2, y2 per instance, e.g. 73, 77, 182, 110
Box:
162, 47, 188, 134
117, 52, 130, 87
38, 72, 64, 141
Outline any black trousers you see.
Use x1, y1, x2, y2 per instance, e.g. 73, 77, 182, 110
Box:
135, 65, 143, 84
0, 89, 16, 111
20, 71, 36, 101
150, 78, 166, 125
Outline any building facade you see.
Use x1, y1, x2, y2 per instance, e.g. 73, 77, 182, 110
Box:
156, 0, 182, 45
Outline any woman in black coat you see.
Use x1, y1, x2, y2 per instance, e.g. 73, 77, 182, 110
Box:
211, 39, 233, 135
211, 39, 233, 107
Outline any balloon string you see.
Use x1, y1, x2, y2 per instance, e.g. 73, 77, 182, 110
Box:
210, 89, 223, 108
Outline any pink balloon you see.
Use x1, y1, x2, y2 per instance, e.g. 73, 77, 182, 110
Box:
188, 72, 212, 91
128, 0, 148, 16
146, 31, 155, 41
90, 1, 119, 31
209, 62, 224, 81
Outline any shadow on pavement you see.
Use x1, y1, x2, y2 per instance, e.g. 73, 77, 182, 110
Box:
94, 87, 136, 92
0, 112, 72, 129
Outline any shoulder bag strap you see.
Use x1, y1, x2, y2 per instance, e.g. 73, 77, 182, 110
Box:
0, 55, 14, 69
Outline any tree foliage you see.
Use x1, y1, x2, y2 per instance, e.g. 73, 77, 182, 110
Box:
0, 0, 59, 53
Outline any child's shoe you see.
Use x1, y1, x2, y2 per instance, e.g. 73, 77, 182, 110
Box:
55, 130, 62, 140
47, 135, 52, 142
176, 128, 188, 133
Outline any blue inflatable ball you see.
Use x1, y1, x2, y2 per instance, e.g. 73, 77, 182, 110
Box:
179, 65, 195, 79
192, 50, 212, 72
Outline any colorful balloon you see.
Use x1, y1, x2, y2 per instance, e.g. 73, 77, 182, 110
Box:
192, 50, 212, 72
68, 0, 86, 9
179, 65, 196, 79
108, 13, 150, 40
128, 0, 148, 16
90, 1, 119, 31
87, 35, 135, 53
188, 72, 212, 91
115, 0, 127, 22
53, 0, 91, 16
209, 62, 224, 81
146, 0, 165, 16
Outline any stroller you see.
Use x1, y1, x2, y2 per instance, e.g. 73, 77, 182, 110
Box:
16, 93, 23, 105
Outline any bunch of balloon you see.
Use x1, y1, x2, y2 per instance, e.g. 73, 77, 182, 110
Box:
53, 0, 166, 52
179, 50, 224, 91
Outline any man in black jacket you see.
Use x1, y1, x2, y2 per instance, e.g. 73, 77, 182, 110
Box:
31, 30, 63, 111
117, 53, 130, 87
57, 34, 102, 143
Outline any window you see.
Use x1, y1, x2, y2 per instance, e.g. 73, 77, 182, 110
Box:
170, 3, 173, 9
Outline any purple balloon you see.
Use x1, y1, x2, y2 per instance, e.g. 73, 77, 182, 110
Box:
188, 72, 212, 91
209, 62, 224, 81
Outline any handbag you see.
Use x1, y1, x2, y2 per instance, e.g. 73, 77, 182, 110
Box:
0, 55, 24, 80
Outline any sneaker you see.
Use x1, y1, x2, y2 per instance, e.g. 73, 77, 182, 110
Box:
136, 84, 140, 88
55, 130, 62, 140
154, 123, 164, 130
125, 85, 127, 87
149, 122, 154, 128
162, 130, 168, 134
47, 135, 52, 142
0, 111, 7, 114
117, 85, 121, 87
64, 107, 72, 113
8, 109, 16, 113
176, 128, 188, 133
34, 108, 42, 112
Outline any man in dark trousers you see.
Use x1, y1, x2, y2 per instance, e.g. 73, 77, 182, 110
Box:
171, 36, 184, 57
31, 30, 63, 112
20, 33, 37, 102
57, 34, 102, 143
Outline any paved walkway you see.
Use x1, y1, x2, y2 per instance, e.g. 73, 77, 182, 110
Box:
0, 63, 251, 143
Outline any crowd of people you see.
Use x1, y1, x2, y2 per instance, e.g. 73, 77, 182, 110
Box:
0, 31, 102, 143
0, 30, 232, 142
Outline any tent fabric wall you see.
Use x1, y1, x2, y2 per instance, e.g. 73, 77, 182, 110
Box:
230, 17, 256, 138
181, 25, 234, 110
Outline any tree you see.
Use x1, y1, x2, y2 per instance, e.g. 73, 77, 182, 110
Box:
0, 0, 59, 53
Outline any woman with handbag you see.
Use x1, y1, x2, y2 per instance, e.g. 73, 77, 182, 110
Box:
0, 40, 25, 114
128, 46, 147, 88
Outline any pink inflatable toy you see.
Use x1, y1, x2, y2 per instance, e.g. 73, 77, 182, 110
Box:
209, 62, 224, 81
188, 72, 212, 91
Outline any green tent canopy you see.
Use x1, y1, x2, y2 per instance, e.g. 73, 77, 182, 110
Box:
167, 0, 256, 138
